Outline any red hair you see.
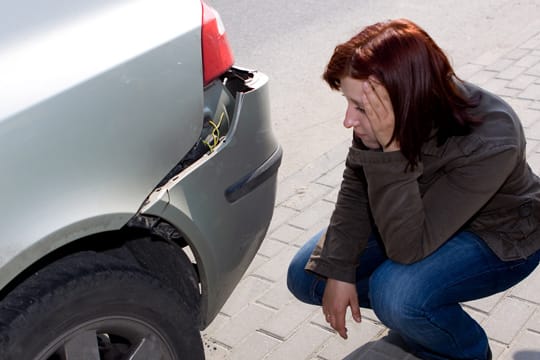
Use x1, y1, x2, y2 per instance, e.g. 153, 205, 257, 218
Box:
323, 19, 479, 168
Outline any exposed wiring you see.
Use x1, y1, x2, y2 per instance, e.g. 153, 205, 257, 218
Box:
202, 112, 225, 153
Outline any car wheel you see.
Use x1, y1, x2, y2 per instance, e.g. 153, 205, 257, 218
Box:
0, 251, 204, 360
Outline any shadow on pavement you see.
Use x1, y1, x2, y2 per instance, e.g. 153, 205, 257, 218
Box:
513, 351, 540, 360
343, 330, 419, 360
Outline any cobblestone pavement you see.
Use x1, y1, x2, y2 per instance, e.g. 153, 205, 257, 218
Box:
202, 32, 540, 360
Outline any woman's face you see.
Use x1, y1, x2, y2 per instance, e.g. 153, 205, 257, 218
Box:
340, 76, 380, 149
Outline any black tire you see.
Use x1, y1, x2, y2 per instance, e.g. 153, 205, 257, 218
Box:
0, 251, 204, 360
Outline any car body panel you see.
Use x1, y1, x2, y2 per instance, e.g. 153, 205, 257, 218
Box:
0, 0, 205, 288
141, 71, 281, 326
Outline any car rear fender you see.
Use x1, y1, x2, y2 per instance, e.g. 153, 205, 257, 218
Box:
138, 69, 281, 327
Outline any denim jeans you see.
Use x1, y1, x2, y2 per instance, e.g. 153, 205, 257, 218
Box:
287, 229, 540, 360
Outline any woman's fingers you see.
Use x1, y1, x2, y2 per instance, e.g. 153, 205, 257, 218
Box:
369, 77, 392, 113
362, 79, 390, 120
361, 78, 397, 150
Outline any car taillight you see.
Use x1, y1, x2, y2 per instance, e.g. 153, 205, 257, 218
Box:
201, 1, 234, 86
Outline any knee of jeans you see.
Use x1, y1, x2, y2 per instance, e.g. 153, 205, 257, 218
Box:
369, 264, 422, 329
287, 257, 308, 299
286, 258, 323, 305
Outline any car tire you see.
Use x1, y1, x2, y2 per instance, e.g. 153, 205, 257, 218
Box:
0, 250, 204, 360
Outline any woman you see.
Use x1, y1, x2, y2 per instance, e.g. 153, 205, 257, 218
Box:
287, 19, 540, 360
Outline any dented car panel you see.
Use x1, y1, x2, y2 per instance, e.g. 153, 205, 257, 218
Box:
139, 69, 281, 325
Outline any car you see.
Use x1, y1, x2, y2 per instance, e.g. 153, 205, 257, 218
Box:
0, 1, 281, 359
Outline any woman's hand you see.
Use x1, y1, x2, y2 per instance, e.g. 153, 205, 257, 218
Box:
322, 278, 362, 339
361, 77, 399, 152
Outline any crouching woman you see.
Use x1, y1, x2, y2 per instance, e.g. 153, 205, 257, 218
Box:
287, 19, 540, 360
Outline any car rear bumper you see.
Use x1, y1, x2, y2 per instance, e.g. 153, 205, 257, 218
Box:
139, 68, 281, 327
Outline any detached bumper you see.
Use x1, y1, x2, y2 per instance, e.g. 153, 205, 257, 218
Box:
140, 68, 281, 327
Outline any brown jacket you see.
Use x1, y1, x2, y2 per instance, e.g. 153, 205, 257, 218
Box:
306, 82, 540, 283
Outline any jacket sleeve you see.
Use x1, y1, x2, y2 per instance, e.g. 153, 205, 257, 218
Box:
305, 143, 374, 283
352, 140, 519, 264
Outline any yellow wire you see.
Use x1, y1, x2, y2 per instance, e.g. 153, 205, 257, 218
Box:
203, 112, 225, 152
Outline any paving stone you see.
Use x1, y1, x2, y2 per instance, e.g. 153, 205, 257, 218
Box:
290, 226, 322, 248
265, 325, 333, 360
318, 138, 351, 166
519, 83, 540, 101
310, 148, 350, 177
229, 331, 281, 360
317, 320, 384, 360
203, 336, 230, 360
221, 276, 273, 316
252, 245, 298, 282
486, 58, 515, 72
520, 35, 540, 50
482, 297, 536, 344
519, 107, 540, 128
288, 200, 335, 230
497, 65, 527, 80
457, 63, 484, 79
483, 78, 510, 93
282, 182, 334, 211
488, 340, 508, 360
510, 266, 540, 304
502, 96, 534, 115
525, 62, 540, 77
526, 138, 540, 155
316, 162, 345, 188
530, 101, 540, 110
465, 291, 508, 314
268, 205, 300, 232
467, 70, 498, 85
204, 313, 231, 335
244, 253, 269, 276
324, 186, 340, 204
258, 238, 288, 258
261, 301, 319, 340
211, 303, 275, 347
523, 119, 540, 140
269, 223, 305, 244
515, 55, 540, 68
360, 307, 381, 324
500, 330, 540, 360
276, 175, 306, 205
257, 279, 296, 310
504, 48, 531, 60
508, 74, 538, 90
472, 50, 508, 67
526, 310, 540, 332
495, 86, 521, 98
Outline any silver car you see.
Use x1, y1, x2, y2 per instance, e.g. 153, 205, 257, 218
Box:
0, 1, 281, 359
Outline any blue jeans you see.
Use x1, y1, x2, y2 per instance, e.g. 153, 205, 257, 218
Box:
287, 229, 540, 360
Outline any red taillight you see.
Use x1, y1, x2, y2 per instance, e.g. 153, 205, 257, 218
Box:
201, 1, 234, 86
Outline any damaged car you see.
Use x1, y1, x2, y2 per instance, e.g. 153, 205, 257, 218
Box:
0, 0, 281, 359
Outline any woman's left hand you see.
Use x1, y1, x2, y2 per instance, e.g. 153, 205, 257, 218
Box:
362, 77, 400, 152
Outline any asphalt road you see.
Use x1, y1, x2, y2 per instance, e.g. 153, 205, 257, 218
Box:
207, 0, 540, 179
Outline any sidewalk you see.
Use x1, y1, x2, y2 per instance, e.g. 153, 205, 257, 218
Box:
202, 31, 540, 360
